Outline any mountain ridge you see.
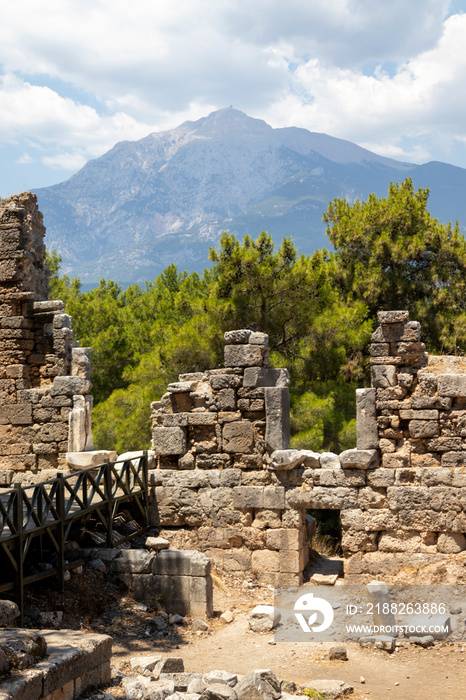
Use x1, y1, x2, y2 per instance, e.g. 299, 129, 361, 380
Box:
34, 107, 466, 288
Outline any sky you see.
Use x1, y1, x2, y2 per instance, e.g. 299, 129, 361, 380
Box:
1, 0, 466, 196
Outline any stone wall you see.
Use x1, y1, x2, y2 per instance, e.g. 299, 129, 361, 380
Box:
0, 628, 112, 700
149, 330, 307, 586
3, 192, 466, 585
0, 193, 96, 484
150, 314, 466, 585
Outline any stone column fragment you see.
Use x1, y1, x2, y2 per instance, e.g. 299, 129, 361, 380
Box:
356, 388, 378, 449
265, 387, 290, 451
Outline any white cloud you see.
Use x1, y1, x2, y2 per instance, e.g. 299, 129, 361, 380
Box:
41, 152, 88, 170
16, 152, 34, 164
0, 0, 465, 182
260, 13, 466, 163
0, 1, 452, 117
0, 73, 157, 159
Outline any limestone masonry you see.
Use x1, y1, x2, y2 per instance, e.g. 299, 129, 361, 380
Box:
149, 315, 466, 584
0, 193, 95, 486
3, 193, 466, 585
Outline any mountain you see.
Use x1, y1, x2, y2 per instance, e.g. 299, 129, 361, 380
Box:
34, 108, 466, 288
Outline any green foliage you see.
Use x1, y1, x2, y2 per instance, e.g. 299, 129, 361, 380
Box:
46, 179, 466, 453
290, 381, 357, 453
324, 178, 466, 353
303, 689, 327, 700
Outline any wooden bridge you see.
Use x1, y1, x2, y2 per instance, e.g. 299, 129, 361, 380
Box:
0, 453, 149, 622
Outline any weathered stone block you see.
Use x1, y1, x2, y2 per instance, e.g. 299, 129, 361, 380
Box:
356, 388, 378, 449
267, 449, 305, 471
366, 468, 395, 487
251, 549, 280, 573
216, 388, 236, 411
358, 487, 387, 509
408, 420, 439, 438
209, 374, 242, 390
0, 404, 32, 425
248, 605, 280, 632
249, 332, 269, 345
378, 531, 422, 553
50, 376, 92, 396
340, 449, 378, 470
371, 365, 397, 388
232, 486, 264, 508
301, 450, 320, 467
441, 451, 466, 467
377, 310, 409, 324
265, 528, 303, 550
151, 549, 211, 577
307, 486, 357, 510
65, 450, 117, 470
224, 329, 252, 344
223, 421, 254, 453
400, 409, 439, 420
437, 532, 466, 553
152, 427, 187, 455
263, 486, 285, 509
243, 367, 290, 388
163, 413, 189, 427
438, 374, 466, 397
319, 452, 341, 469
224, 344, 262, 367
110, 550, 154, 574
264, 387, 290, 451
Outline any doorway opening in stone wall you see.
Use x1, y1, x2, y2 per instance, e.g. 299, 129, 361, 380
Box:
304, 509, 344, 584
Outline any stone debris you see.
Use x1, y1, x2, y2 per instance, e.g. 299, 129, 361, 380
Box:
267, 450, 306, 471
202, 670, 238, 687
328, 644, 348, 661
145, 537, 170, 551
130, 655, 165, 677
310, 573, 339, 586
123, 675, 176, 700
408, 635, 435, 647
235, 669, 281, 700
200, 685, 237, 700
88, 558, 107, 574
248, 606, 281, 633
0, 600, 19, 627
358, 635, 396, 653
300, 679, 354, 699
220, 611, 234, 624
192, 619, 212, 633
38, 611, 63, 629
162, 673, 202, 691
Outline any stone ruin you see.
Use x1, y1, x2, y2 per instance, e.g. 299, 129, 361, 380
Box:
0, 193, 114, 486
2, 193, 466, 586
149, 317, 466, 585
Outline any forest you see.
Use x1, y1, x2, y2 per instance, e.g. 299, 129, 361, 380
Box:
48, 179, 466, 455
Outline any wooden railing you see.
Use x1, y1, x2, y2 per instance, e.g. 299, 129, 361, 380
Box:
0, 452, 149, 622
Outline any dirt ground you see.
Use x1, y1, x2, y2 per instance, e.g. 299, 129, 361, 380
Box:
21, 565, 466, 700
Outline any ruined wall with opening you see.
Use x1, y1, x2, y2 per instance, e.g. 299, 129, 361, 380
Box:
150, 313, 466, 585
3, 194, 466, 585
0, 193, 95, 484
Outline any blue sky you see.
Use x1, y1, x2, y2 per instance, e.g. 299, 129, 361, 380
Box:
1, 0, 466, 196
